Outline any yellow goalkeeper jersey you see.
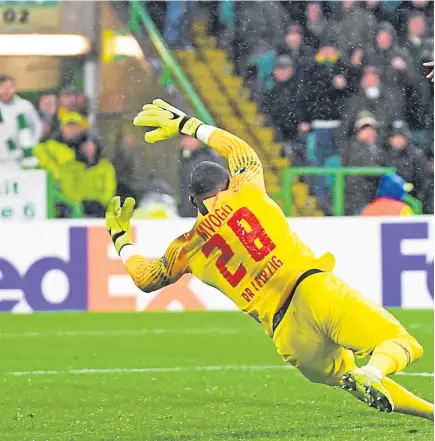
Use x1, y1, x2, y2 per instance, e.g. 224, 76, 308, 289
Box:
125, 128, 335, 336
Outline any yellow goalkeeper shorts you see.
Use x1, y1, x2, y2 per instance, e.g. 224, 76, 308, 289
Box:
273, 271, 410, 386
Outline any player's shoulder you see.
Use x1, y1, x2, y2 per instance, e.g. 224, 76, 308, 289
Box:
229, 178, 266, 195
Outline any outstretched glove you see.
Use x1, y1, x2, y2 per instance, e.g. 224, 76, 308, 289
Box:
106, 196, 135, 255
133, 99, 203, 143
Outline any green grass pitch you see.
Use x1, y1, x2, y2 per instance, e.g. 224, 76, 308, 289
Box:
0, 310, 433, 441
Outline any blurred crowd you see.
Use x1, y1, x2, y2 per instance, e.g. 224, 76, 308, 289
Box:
1, 0, 434, 218
0, 75, 116, 217
152, 0, 434, 215
0, 73, 219, 219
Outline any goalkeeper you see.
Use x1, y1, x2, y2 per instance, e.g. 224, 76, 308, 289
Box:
106, 99, 433, 421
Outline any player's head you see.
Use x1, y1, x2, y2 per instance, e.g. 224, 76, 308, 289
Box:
189, 161, 230, 214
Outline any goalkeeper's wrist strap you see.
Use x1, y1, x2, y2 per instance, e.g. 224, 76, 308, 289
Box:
112, 231, 132, 255
179, 117, 203, 137
120, 244, 138, 264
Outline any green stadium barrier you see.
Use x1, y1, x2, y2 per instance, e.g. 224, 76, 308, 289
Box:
270, 167, 408, 217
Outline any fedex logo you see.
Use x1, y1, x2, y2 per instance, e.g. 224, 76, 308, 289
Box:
0, 228, 88, 312
0, 224, 207, 313
381, 222, 433, 307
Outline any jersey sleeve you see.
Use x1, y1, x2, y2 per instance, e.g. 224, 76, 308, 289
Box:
197, 126, 265, 190
123, 234, 190, 293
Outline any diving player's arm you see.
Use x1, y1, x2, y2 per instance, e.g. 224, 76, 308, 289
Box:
133, 99, 264, 189
120, 235, 189, 293
196, 125, 264, 189
106, 196, 189, 293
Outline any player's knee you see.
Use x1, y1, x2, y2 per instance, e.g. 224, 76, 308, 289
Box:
394, 334, 423, 365
407, 336, 423, 362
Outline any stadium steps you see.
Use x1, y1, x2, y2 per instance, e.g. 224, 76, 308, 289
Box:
177, 23, 323, 216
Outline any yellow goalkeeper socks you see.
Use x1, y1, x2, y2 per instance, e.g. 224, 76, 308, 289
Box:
383, 377, 434, 421
368, 337, 423, 376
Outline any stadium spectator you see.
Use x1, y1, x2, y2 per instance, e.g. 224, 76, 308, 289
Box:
178, 135, 221, 217
261, 55, 305, 143
54, 112, 89, 151
75, 137, 109, 217
304, 2, 330, 49
75, 136, 103, 168
340, 66, 402, 147
381, 120, 429, 202
365, 21, 416, 89
344, 112, 383, 215
275, 24, 314, 69
364, 0, 396, 26
58, 85, 90, 128
361, 174, 416, 216
300, 44, 357, 169
0, 74, 42, 170
402, 12, 433, 69
163, 1, 197, 49
397, 0, 434, 38
330, 1, 377, 55
38, 91, 58, 142
57, 85, 78, 118
234, 1, 286, 72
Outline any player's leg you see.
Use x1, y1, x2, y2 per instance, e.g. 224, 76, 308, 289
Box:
273, 276, 358, 386
382, 376, 434, 421
320, 273, 433, 419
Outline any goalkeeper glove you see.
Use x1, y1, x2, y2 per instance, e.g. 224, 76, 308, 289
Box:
133, 99, 203, 143
106, 196, 135, 255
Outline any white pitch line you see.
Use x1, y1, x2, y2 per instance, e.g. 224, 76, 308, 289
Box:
0, 328, 240, 338
5, 365, 434, 378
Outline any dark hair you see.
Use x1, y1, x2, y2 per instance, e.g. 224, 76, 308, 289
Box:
189, 161, 230, 198
0, 74, 13, 84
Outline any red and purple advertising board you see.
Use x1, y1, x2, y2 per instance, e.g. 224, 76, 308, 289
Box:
0, 217, 432, 312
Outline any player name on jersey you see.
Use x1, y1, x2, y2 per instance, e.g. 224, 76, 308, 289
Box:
196, 204, 234, 241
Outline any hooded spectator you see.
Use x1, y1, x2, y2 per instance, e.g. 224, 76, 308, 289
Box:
304, 2, 330, 49
402, 12, 434, 73
344, 112, 383, 215
330, 1, 377, 54
276, 24, 314, 69
340, 66, 403, 148
397, 0, 434, 38
366, 21, 417, 87
261, 55, 305, 142
381, 120, 429, 201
